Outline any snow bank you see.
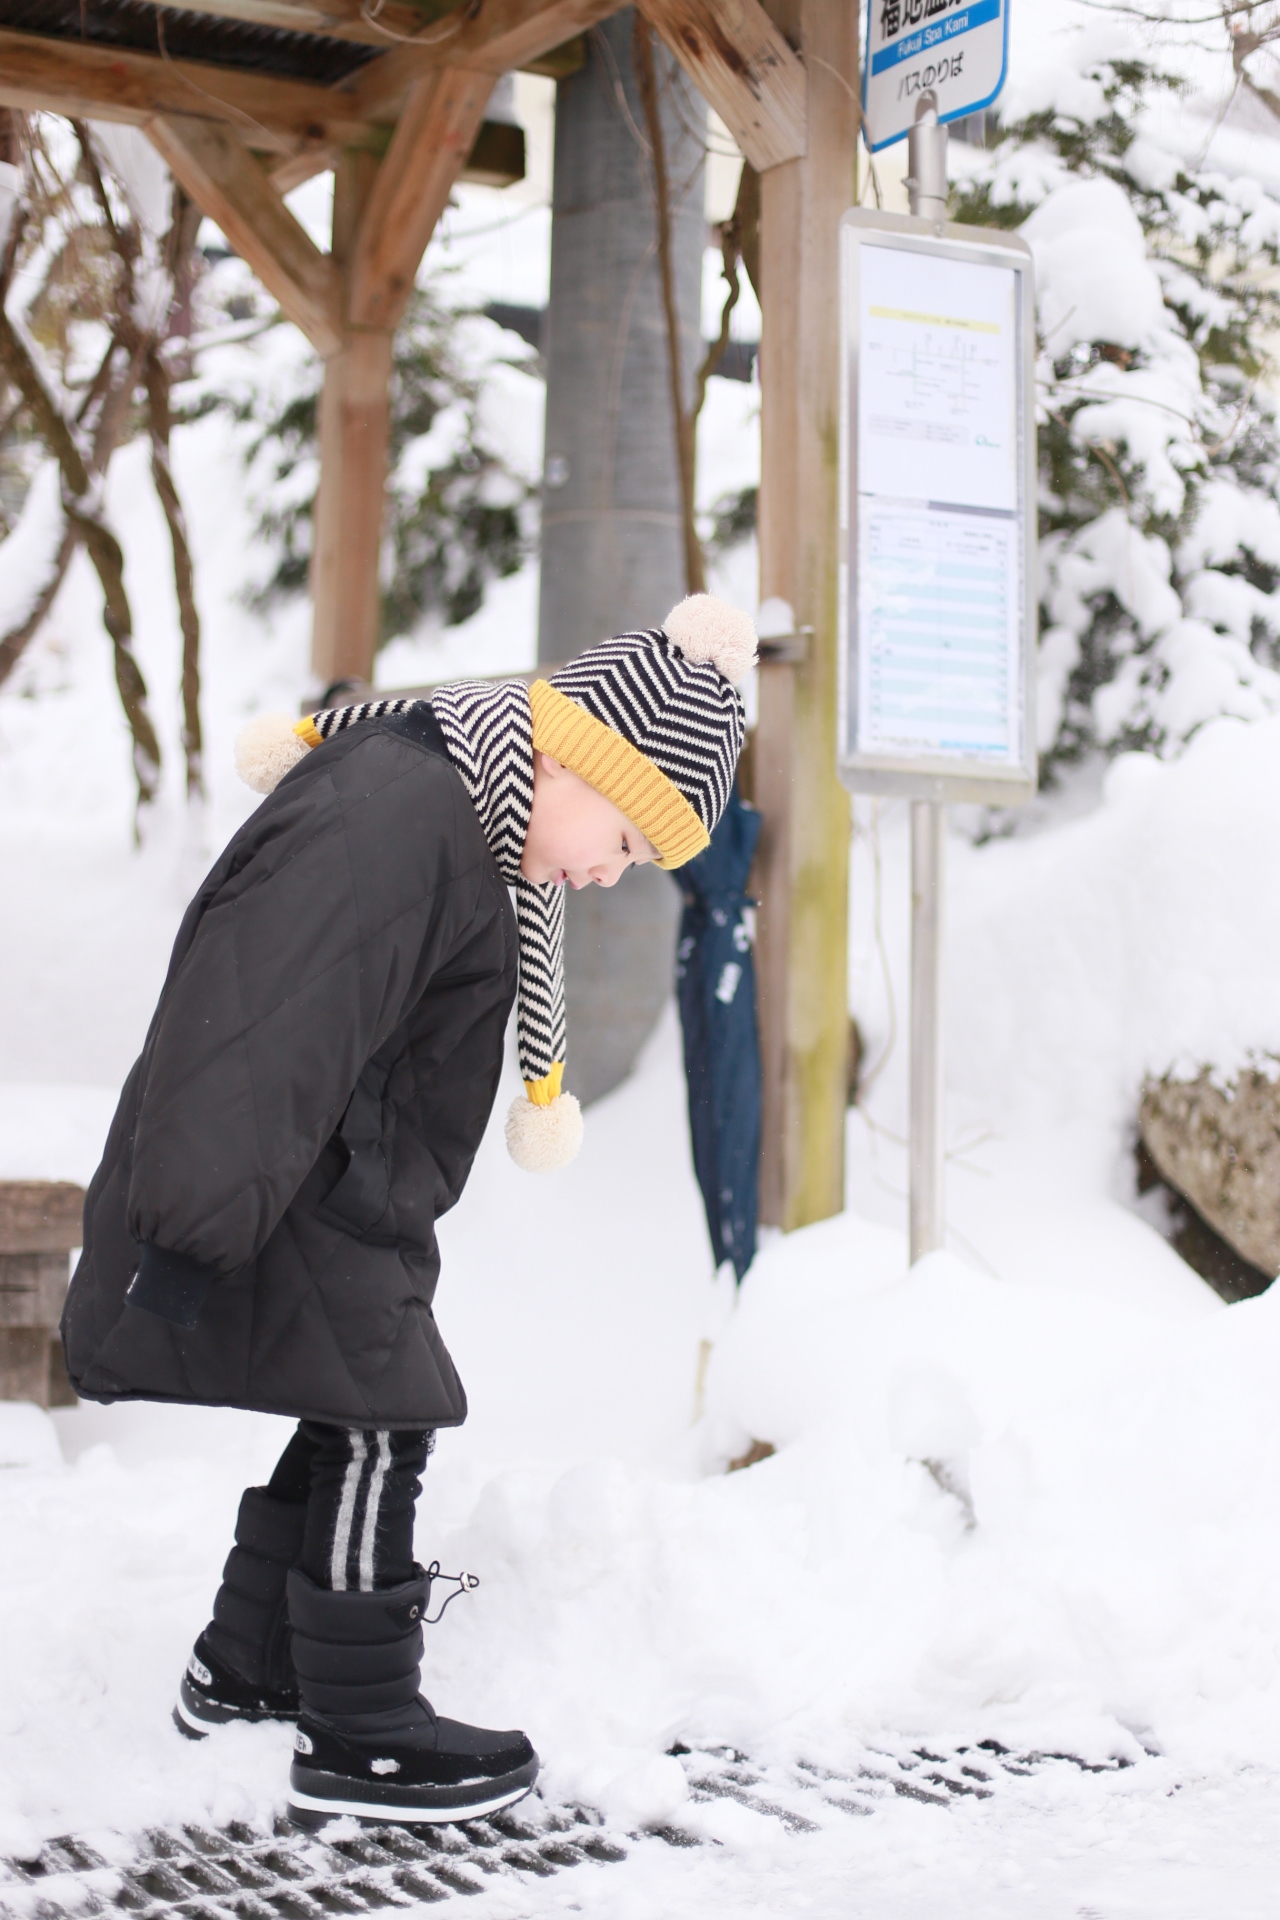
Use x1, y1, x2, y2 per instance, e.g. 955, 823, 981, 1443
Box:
0, 1404, 61, 1471
434, 1230, 1280, 1819
947, 715, 1280, 1135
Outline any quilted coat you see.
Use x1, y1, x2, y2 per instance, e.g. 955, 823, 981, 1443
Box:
61, 707, 516, 1429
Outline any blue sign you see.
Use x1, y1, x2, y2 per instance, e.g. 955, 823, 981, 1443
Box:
863, 0, 1009, 152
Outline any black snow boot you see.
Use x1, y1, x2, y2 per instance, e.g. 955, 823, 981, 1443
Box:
285, 1566, 538, 1827
175, 1488, 306, 1738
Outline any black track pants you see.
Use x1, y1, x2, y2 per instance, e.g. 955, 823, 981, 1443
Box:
263, 1421, 434, 1593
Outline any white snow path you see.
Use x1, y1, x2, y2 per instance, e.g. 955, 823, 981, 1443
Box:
439, 1765, 1280, 1920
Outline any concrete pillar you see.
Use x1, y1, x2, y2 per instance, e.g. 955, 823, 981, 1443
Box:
540, 7, 706, 1107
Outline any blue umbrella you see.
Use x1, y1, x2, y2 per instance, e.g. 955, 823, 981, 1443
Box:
672, 789, 762, 1282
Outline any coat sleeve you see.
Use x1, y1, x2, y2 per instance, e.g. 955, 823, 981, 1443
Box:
125, 734, 482, 1327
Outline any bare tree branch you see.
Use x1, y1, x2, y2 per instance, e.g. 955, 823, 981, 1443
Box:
0, 300, 161, 826
145, 183, 204, 803
693, 212, 744, 431
733, 161, 761, 305
1, 117, 212, 820
0, 522, 75, 687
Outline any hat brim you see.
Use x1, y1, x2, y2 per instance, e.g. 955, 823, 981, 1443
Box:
528, 680, 709, 870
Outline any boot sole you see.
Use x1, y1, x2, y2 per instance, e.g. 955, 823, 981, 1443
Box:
287, 1755, 539, 1828
174, 1675, 299, 1740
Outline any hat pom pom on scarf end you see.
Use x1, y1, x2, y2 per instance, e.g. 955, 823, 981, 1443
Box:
505, 1063, 583, 1173
235, 713, 318, 794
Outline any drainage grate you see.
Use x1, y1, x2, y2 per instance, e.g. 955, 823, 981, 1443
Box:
0, 1741, 1136, 1918
667, 1736, 1133, 1831
0, 1803, 628, 1919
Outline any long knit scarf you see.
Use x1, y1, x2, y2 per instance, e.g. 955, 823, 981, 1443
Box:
305, 684, 566, 1096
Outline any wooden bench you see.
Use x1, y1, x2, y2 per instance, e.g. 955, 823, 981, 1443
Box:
0, 1182, 85, 1407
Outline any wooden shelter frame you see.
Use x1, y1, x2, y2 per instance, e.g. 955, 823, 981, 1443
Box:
0, 0, 855, 1236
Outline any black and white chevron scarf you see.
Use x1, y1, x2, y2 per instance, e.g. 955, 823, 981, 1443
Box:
306, 684, 565, 1093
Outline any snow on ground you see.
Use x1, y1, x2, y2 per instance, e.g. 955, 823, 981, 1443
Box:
6, 117, 1280, 1916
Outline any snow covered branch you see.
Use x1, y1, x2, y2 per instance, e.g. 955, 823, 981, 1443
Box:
956, 33, 1280, 768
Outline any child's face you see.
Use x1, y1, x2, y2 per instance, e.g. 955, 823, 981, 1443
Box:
520, 752, 659, 889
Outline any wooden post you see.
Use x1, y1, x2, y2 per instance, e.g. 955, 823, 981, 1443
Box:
754, 0, 856, 1231
310, 75, 493, 688
0, 1182, 84, 1407
310, 330, 394, 687
310, 151, 391, 689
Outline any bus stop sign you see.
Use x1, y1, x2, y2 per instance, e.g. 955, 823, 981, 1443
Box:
863, 0, 1009, 151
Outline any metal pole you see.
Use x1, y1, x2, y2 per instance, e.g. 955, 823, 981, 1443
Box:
909, 800, 946, 1260
906, 96, 948, 225
906, 100, 948, 1263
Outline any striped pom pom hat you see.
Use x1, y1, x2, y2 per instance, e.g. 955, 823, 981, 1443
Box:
235, 594, 756, 1172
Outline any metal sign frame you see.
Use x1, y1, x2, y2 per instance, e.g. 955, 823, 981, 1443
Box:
862, 0, 1010, 152
837, 208, 1037, 807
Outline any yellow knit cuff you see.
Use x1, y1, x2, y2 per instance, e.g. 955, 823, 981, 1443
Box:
524, 1062, 565, 1107
294, 716, 323, 749
529, 680, 709, 870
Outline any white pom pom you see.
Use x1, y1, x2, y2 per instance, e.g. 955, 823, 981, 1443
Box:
663, 594, 758, 685
505, 1091, 583, 1173
235, 714, 312, 794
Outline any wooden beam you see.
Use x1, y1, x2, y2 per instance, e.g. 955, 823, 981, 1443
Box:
753, 0, 855, 1230
268, 145, 339, 195
636, 0, 806, 171
351, 0, 621, 113
148, 117, 343, 355
347, 65, 494, 332
0, 14, 603, 158
524, 34, 589, 79
0, 27, 381, 152
266, 115, 525, 195
441, 0, 626, 73
352, 42, 463, 121
463, 118, 526, 186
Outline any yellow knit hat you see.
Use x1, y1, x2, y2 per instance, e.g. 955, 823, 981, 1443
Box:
532, 594, 756, 869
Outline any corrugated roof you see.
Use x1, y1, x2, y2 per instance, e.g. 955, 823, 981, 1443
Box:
3, 0, 381, 84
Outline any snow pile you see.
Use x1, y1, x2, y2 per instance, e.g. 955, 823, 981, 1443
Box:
944, 716, 1280, 1135
0, 1404, 62, 1471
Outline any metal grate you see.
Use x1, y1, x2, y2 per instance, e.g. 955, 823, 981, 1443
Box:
0, 1, 382, 85
0, 1740, 1136, 1919
0, 1803, 629, 1918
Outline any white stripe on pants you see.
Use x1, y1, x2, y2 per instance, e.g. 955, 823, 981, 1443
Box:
329, 1431, 369, 1592
357, 1431, 392, 1592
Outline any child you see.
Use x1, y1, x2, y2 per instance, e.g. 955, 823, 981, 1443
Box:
61, 595, 756, 1828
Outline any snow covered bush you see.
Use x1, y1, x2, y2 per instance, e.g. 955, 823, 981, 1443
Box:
954, 51, 1280, 770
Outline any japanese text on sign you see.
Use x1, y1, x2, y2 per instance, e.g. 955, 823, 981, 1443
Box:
863, 0, 1006, 149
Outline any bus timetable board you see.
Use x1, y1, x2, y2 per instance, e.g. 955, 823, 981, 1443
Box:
837, 211, 1037, 805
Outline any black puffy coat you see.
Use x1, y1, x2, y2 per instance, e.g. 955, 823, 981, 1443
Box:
62, 708, 516, 1429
